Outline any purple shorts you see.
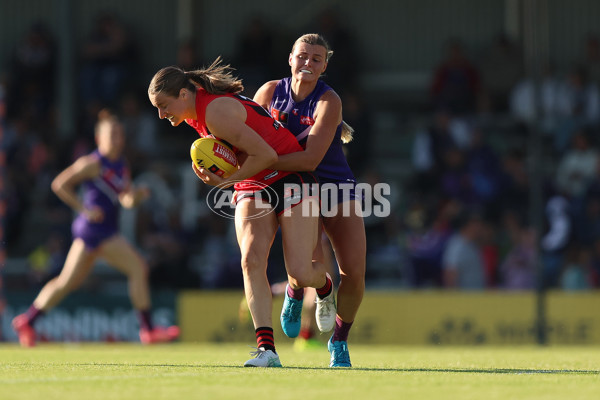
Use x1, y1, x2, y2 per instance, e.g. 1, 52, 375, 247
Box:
72, 217, 118, 250
318, 177, 362, 205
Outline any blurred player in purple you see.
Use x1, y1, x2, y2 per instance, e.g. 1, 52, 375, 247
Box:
12, 110, 180, 347
254, 33, 367, 367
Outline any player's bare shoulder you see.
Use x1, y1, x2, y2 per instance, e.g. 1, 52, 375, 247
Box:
315, 87, 342, 121
319, 87, 341, 105
73, 153, 102, 177
206, 96, 246, 122
253, 80, 280, 108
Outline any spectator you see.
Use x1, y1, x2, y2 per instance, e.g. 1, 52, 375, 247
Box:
442, 211, 486, 289
509, 62, 562, 134
573, 191, 600, 247
410, 109, 471, 198
498, 148, 530, 218
555, 130, 598, 199
405, 199, 455, 287
176, 38, 202, 71
554, 65, 600, 153
498, 219, 537, 290
6, 22, 56, 124
465, 126, 503, 209
560, 245, 593, 290
311, 7, 360, 98
3, 115, 44, 246
580, 34, 600, 86
439, 146, 477, 206
590, 238, 600, 287
79, 11, 138, 108
479, 33, 523, 113
132, 167, 195, 289
234, 16, 275, 97
579, 157, 600, 246
26, 231, 67, 288
541, 194, 572, 288
480, 219, 500, 288
341, 90, 372, 178
430, 39, 481, 115
119, 91, 159, 175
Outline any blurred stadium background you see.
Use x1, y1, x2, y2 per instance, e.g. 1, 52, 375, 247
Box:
1, 0, 600, 346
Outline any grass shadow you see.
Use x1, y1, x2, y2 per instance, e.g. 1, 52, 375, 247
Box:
68, 363, 600, 375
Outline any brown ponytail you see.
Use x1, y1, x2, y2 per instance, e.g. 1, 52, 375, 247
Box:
148, 56, 244, 98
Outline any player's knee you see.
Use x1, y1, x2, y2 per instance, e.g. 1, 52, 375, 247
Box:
341, 272, 365, 293
137, 261, 150, 279
240, 252, 265, 274
54, 277, 79, 293
340, 260, 366, 280
287, 269, 314, 288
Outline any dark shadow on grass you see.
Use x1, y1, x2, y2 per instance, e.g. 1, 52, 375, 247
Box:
286, 366, 600, 375
70, 363, 600, 375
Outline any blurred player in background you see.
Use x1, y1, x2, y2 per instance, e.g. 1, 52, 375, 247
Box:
254, 33, 367, 367
12, 110, 180, 347
147, 58, 334, 367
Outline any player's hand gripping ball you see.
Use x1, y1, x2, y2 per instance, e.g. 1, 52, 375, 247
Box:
190, 137, 238, 178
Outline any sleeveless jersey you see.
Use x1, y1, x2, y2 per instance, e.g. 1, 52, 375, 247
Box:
186, 89, 303, 191
72, 150, 129, 246
269, 77, 355, 182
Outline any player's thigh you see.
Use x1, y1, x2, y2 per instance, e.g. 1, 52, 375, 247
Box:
234, 199, 279, 268
279, 198, 319, 272
323, 201, 366, 275
56, 238, 97, 287
311, 218, 326, 263
99, 235, 147, 276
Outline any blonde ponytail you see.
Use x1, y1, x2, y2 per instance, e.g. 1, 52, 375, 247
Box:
341, 121, 354, 144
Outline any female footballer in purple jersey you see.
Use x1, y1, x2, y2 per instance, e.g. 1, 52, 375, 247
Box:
254, 33, 366, 367
12, 111, 179, 347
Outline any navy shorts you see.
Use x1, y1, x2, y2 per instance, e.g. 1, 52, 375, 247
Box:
234, 171, 319, 216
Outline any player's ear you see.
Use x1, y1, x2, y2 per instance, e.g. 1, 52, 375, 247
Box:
180, 88, 191, 99
288, 53, 293, 66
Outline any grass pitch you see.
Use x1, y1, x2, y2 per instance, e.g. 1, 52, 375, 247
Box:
0, 343, 598, 400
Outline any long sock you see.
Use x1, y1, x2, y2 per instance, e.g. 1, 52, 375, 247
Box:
287, 284, 304, 301
332, 315, 353, 343
255, 326, 276, 352
138, 310, 154, 331
316, 275, 333, 299
24, 305, 44, 326
299, 327, 315, 340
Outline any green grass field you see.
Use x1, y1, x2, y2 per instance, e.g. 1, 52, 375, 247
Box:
0, 343, 598, 400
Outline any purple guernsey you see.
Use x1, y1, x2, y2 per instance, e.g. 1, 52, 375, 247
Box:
71, 150, 129, 249
269, 77, 355, 183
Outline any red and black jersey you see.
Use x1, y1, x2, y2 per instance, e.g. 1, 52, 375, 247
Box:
186, 89, 302, 191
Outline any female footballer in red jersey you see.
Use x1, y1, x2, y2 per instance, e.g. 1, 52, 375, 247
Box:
148, 58, 334, 367
254, 33, 367, 367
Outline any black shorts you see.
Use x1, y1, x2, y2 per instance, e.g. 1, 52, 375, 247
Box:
233, 171, 319, 216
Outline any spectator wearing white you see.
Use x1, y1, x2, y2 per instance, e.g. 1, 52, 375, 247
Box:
442, 211, 486, 290
556, 130, 599, 199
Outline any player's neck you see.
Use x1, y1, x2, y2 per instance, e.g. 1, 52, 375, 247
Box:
290, 79, 316, 103
99, 148, 120, 161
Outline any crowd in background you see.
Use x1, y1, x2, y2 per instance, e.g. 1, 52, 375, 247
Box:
2, 9, 600, 293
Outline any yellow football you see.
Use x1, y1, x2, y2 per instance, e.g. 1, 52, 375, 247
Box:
190, 137, 238, 178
